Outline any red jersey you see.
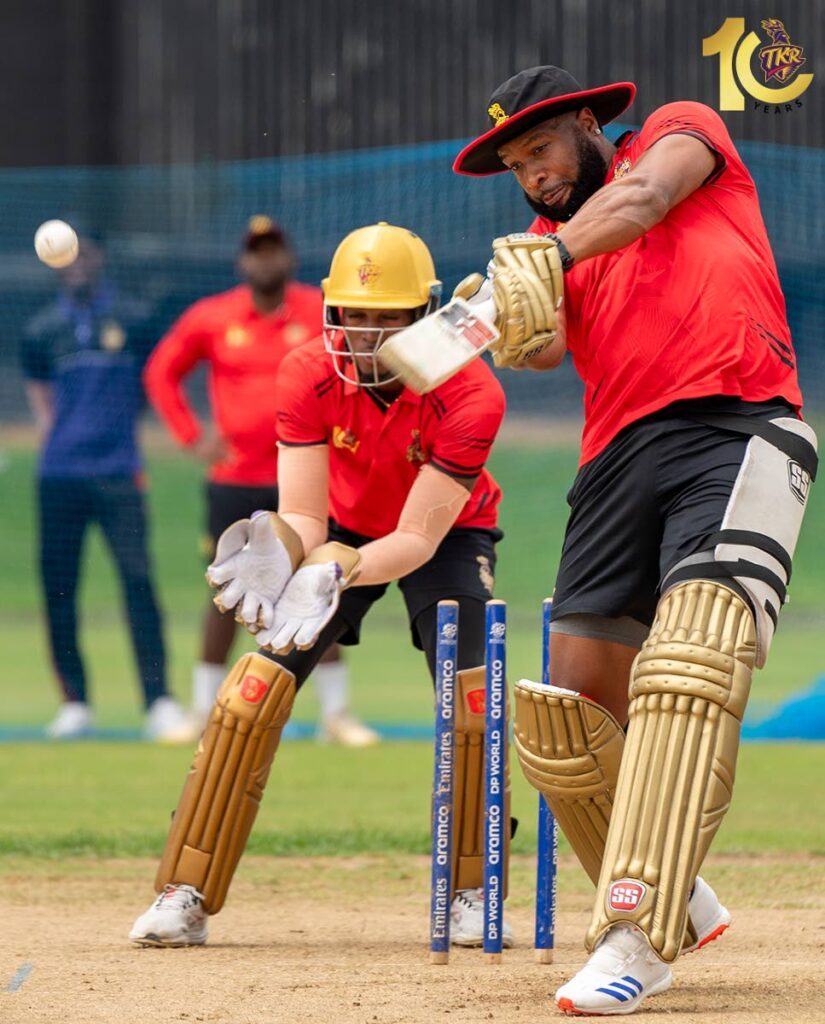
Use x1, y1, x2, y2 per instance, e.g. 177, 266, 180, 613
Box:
529, 101, 803, 466
275, 338, 504, 538
144, 283, 322, 484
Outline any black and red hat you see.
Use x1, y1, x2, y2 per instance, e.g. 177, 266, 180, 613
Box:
453, 65, 636, 177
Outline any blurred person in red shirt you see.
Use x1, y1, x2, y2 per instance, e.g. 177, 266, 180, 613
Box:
144, 216, 377, 746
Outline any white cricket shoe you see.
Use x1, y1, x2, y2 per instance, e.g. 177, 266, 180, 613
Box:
129, 884, 208, 947
144, 697, 199, 744
317, 711, 380, 747
45, 701, 94, 739
450, 887, 515, 948
684, 876, 731, 953
556, 923, 672, 1016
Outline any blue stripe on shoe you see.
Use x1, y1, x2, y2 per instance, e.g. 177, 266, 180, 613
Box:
595, 987, 629, 1003
621, 976, 643, 993
609, 982, 642, 998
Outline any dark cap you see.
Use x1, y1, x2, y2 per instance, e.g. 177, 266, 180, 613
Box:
453, 66, 635, 176
242, 214, 288, 249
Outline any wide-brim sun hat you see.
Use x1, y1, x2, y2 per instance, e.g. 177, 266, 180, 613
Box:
454, 65, 636, 176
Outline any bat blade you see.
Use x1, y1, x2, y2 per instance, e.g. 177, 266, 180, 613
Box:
378, 298, 499, 394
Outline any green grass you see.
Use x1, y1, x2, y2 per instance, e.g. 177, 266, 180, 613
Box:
0, 435, 824, 861
0, 740, 822, 859
0, 439, 823, 727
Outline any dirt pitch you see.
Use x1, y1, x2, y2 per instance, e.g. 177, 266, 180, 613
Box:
1, 854, 824, 1024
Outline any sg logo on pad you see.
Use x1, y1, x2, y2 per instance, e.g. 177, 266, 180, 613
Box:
608, 879, 647, 912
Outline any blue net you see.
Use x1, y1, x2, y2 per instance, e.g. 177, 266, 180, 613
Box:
2, 127, 823, 420
2, 131, 824, 737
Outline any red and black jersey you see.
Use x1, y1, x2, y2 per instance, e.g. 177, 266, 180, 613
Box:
144, 283, 322, 484
530, 101, 803, 466
276, 338, 505, 538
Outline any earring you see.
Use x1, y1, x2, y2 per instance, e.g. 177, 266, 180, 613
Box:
593, 128, 602, 135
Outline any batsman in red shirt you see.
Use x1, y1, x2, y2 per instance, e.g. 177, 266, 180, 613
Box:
452, 66, 817, 1014
130, 223, 512, 951
144, 217, 376, 746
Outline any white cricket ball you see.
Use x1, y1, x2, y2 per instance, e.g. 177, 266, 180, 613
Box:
34, 220, 79, 268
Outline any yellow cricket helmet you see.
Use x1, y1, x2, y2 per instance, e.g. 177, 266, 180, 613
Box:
322, 222, 442, 312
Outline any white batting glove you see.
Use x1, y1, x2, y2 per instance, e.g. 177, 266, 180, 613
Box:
256, 542, 361, 654
206, 511, 303, 630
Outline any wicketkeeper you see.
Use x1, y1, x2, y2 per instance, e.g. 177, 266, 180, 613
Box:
129, 223, 514, 950
448, 66, 815, 1015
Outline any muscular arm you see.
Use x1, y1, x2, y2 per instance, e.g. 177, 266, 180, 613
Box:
559, 134, 717, 265
352, 465, 473, 586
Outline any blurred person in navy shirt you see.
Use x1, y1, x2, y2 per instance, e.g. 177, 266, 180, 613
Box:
21, 233, 194, 742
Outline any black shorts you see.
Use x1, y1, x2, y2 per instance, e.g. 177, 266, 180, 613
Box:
203, 482, 279, 561
270, 520, 503, 687
551, 397, 796, 630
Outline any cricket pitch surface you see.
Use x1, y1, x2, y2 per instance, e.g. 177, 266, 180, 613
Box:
1, 854, 823, 1024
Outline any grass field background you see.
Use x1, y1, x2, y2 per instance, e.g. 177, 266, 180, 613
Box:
1, 428, 824, 861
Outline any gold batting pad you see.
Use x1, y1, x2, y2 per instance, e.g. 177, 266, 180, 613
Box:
513, 681, 624, 885
451, 667, 511, 896
587, 581, 755, 962
156, 652, 296, 914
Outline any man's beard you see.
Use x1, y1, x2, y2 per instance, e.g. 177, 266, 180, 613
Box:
523, 131, 609, 222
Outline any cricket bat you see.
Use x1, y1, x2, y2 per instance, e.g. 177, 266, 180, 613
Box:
378, 297, 499, 395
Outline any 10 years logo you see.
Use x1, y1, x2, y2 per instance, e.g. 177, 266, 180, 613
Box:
703, 18, 814, 112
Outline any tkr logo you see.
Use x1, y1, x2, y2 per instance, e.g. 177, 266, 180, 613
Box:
703, 18, 814, 111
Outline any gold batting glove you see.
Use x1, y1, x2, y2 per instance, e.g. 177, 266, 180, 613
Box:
490, 234, 565, 369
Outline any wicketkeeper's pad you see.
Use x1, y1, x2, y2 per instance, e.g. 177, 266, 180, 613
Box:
452, 666, 511, 896
155, 652, 296, 913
